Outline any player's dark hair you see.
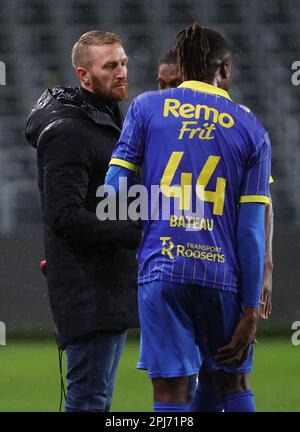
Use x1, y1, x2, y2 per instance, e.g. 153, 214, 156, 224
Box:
175, 23, 231, 81
158, 48, 178, 66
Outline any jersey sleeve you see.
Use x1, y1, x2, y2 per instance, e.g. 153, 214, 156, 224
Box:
239, 132, 271, 205
109, 98, 145, 173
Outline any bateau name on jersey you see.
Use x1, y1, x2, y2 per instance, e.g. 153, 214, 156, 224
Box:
163, 98, 235, 129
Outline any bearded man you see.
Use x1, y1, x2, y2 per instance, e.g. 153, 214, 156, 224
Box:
25, 30, 139, 412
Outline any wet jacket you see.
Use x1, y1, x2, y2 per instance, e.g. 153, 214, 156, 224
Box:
25, 86, 139, 349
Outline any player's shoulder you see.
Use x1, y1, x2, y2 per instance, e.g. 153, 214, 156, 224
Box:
134, 89, 169, 105
237, 103, 259, 122
232, 101, 266, 137
235, 102, 259, 123
132, 90, 174, 116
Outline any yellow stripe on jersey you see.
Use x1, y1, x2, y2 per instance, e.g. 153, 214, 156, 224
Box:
239, 195, 271, 205
178, 81, 232, 100
269, 176, 274, 184
109, 158, 139, 173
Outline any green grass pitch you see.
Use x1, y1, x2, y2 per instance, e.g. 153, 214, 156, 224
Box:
0, 336, 298, 412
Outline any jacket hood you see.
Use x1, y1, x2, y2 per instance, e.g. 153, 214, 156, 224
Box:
25, 86, 120, 148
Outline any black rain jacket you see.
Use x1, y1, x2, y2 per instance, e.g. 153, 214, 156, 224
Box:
25, 86, 140, 349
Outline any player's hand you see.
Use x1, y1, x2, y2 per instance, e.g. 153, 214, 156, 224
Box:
215, 308, 259, 366
260, 262, 273, 320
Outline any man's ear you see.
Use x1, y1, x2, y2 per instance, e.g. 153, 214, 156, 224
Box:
76, 66, 91, 85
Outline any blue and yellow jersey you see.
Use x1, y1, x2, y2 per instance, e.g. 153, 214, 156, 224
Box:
110, 81, 271, 293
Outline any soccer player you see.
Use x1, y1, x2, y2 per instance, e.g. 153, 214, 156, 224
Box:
106, 23, 272, 412
157, 48, 182, 90
156, 48, 274, 412
157, 49, 273, 321
157, 47, 221, 412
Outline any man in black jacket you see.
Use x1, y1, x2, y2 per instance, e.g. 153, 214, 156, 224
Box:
25, 30, 139, 412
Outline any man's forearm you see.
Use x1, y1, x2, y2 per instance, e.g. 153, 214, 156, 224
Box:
238, 203, 266, 308
264, 197, 274, 270
259, 198, 274, 318
47, 206, 140, 251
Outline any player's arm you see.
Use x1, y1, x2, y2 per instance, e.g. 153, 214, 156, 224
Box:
260, 197, 274, 319
105, 165, 138, 193
106, 97, 144, 189
215, 131, 271, 365
215, 203, 265, 365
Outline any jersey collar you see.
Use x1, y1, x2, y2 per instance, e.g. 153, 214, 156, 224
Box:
178, 80, 231, 100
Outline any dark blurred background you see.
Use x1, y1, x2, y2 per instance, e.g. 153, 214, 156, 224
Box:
0, 0, 299, 336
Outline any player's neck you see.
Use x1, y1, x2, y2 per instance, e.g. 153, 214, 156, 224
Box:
202, 77, 220, 88
198, 77, 229, 92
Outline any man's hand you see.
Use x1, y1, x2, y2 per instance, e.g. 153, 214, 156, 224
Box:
215, 308, 259, 366
260, 261, 273, 320
260, 198, 274, 320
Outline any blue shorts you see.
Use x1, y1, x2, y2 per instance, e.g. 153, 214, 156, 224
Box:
137, 281, 253, 378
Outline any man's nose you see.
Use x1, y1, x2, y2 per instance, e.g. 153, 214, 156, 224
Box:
116, 64, 127, 80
